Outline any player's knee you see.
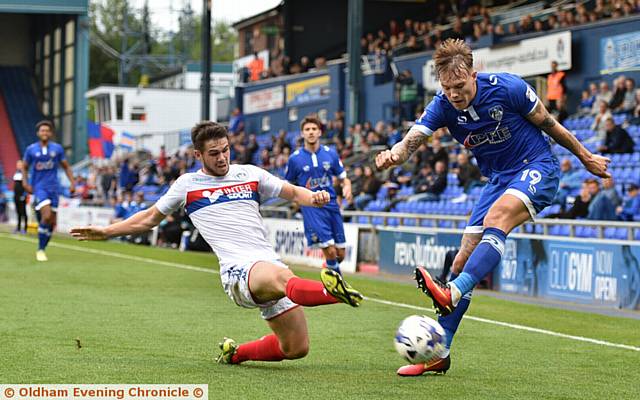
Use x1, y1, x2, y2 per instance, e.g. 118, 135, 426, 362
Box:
483, 206, 510, 228
277, 268, 295, 288
281, 338, 309, 359
336, 248, 345, 263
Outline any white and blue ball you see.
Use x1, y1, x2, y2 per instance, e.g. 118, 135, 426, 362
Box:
394, 315, 447, 364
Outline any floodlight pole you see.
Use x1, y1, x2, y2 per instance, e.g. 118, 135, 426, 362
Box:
201, 0, 212, 120
347, 0, 363, 128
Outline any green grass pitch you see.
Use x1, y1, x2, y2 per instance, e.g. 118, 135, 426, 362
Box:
1, 232, 639, 400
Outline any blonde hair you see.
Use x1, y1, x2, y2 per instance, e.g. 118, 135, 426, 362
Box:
433, 39, 474, 81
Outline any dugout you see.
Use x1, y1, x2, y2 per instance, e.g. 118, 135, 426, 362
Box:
0, 0, 89, 188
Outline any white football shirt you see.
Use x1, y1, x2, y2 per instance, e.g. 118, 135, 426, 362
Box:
155, 164, 284, 273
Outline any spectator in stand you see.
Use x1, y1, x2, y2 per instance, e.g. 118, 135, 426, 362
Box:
594, 0, 612, 19
430, 137, 449, 169
576, 3, 589, 24
354, 165, 381, 210
408, 160, 448, 201
588, 101, 613, 143
553, 158, 583, 209
100, 166, 117, 203
533, 19, 546, 33
247, 53, 264, 82
617, 183, 640, 221
12, 160, 28, 234
620, 78, 637, 113
587, 179, 617, 220
228, 107, 245, 135
546, 61, 566, 112
577, 88, 595, 115
157, 209, 187, 248
598, 117, 635, 154
548, 180, 592, 219
454, 152, 484, 194
601, 177, 622, 208
633, 90, 640, 123
546, 14, 559, 30
609, 75, 627, 111
593, 81, 613, 114
346, 165, 364, 210
246, 134, 259, 162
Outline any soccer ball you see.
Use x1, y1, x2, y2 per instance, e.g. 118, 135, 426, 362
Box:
394, 315, 447, 364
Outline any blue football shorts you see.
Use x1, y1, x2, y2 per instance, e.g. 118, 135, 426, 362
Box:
465, 157, 560, 234
33, 187, 60, 212
301, 206, 346, 248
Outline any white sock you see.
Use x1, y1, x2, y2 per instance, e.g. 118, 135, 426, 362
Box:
449, 282, 462, 307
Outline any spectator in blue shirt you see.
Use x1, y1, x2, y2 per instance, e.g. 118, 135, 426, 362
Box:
617, 184, 640, 221
553, 158, 584, 209
228, 107, 245, 135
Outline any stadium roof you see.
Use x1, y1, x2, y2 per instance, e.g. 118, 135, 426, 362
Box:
231, 1, 283, 30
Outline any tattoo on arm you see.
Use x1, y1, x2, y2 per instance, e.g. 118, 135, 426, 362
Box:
391, 129, 426, 163
530, 101, 557, 129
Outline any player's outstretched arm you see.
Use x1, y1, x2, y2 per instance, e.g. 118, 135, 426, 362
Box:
526, 101, 611, 178
21, 160, 32, 193
70, 206, 166, 241
375, 128, 427, 170
60, 160, 76, 194
279, 182, 330, 207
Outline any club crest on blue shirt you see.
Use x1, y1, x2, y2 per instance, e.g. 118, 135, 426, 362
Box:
322, 161, 331, 171
489, 105, 503, 121
303, 165, 310, 172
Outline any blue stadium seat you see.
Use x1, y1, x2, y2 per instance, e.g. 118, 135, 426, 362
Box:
635, 229, 640, 241
615, 228, 629, 240
420, 219, 434, 227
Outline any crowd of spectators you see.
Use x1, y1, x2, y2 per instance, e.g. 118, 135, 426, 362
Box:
244, 0, 640, 82
360, 0, 640, 64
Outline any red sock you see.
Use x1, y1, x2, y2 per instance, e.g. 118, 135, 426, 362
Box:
285, 277, 339, 306
231, 334, 286, 364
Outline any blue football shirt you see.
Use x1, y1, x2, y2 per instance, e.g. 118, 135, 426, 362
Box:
413, 72, 553, 178
285, 145, 346, 210
23, 141, 66, 190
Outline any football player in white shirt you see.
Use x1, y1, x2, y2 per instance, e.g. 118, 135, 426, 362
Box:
71, 121, 363, 365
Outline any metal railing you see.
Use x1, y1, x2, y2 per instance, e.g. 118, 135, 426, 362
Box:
260, 206, 639, 241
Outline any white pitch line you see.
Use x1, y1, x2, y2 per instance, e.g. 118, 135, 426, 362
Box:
3, 233, 639, 353
367, 297, 640, 352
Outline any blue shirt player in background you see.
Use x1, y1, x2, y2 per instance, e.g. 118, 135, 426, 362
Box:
286, 116, 352, 275
376, 39, 610, 376
22, 120, 75, 262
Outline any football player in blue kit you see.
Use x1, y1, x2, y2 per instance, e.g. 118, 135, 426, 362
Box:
376, 39, 610, 376
22, 120, 75, 261
285, 116, 352, 275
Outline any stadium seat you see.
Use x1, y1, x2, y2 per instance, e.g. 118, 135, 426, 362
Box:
614, 228, 629, 240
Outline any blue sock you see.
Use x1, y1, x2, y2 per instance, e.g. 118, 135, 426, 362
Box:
44, 226, 53, 247
439, 292, 472, 349
38, 223, 52, 250
326, 259, 341, 275
451, 227, 507, 296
